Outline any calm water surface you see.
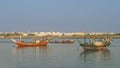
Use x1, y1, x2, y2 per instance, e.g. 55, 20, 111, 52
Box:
0, 39, 120, 68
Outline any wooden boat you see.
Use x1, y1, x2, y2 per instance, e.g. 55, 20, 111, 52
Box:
78, 36, 112, 50
11, 38, 49, 47
49, 40, 74, 43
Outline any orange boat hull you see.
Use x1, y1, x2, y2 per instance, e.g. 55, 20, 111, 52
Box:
15, 41, 48, 47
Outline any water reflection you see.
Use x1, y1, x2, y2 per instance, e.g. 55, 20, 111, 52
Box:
13, 46, 49, 67
80, 49, 111, 63
16, 46, 48, 57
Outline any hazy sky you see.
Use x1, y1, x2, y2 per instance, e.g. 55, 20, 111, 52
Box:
0, 0, 120, 32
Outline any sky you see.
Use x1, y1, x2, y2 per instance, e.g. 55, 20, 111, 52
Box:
0, 0, 120, 32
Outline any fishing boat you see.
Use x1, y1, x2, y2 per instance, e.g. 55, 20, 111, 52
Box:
78, 36, 112, 50
11, 38, 49, 47
49, 40, 74, 44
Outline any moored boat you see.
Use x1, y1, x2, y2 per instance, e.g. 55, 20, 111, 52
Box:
78, 36, 112, 50
11, 38, 49, 47
49, 40, 74, 43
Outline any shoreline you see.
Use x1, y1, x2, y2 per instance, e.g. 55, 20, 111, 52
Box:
1, 35, 120, 39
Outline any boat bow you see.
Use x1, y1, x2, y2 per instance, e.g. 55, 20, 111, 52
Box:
11, 38, 17, 43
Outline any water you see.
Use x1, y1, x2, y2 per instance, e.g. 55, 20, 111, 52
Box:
0, 38, 120, 68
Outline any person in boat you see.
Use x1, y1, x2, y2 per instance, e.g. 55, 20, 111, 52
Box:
35, 40, 40, 43
33, 39, 40, 43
